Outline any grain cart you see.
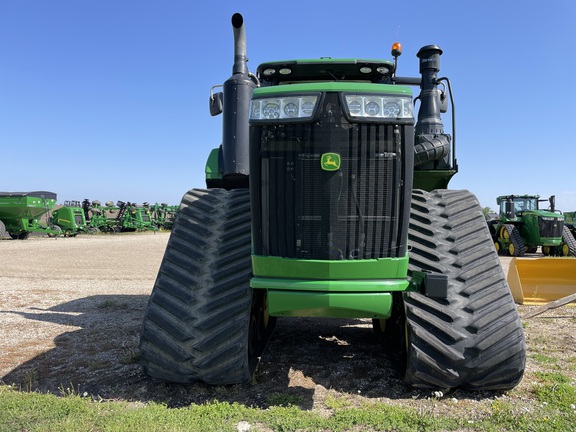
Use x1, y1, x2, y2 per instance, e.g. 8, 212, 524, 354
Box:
51, 200, 88, 236
140, 13, 525, 390
489, 194, 576, 257
0, 191, 61, 239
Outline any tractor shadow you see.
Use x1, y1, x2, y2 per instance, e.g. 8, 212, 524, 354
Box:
1, 297, 499, 410
1, 295, 149, 397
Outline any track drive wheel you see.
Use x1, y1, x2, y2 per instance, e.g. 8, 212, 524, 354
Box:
495, 225, 509, 256
404, 189, 526, 390
139, 188, 275, 385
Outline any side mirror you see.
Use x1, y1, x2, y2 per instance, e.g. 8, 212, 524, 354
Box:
210, 92, 223, 116
439, 91, 448, 113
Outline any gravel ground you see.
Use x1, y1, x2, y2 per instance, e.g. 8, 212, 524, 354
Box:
1, 232, 575, 420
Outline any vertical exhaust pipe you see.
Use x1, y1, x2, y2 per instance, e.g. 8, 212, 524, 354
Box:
221, 13, 256, 188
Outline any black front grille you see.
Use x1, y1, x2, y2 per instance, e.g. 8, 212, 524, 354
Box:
250, 94, 413, 260
538, 216, 563, 238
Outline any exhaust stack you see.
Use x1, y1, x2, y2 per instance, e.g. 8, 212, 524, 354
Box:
220, 13, 256, 188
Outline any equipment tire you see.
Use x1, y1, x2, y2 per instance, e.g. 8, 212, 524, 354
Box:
405, 189, 525, 390
0, 220, 5, 237
139, 188, 274, 385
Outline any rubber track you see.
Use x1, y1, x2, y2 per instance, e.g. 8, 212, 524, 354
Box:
406, 189, 526, 390
562, 225, 576, 256
504, 224, 526, 257
139, 188, 253, 385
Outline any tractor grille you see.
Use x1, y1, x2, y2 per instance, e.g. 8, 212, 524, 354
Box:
538, 216, 563, 238
250, 94, 413, 260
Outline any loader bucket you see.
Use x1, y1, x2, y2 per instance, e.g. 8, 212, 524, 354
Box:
507, 257, 576, 305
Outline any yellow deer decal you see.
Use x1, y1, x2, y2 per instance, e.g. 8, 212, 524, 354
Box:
321, 153, 341, 171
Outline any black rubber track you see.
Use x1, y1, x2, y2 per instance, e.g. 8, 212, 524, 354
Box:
139, 188, 259, 385
405, 189, 526, 390
504, 224, 526, 257
562, 225, 576, 256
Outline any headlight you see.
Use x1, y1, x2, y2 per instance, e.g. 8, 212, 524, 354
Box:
343, 94, 413, 120
250, 95, 319, 121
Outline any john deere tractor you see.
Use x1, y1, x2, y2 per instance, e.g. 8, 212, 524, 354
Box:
140, 13, 525, 390
490, 194, 576, 257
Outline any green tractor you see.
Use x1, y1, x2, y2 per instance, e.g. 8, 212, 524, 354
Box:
51, 200, 88, 236
489, 194, 576, 257
140, 14, 525, 390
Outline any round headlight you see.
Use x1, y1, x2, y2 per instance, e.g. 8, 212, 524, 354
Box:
262, 68, 276, 76
262, 103, 280, 119
365, 101, 380, 116
301, 101, 315, 115
382, 102, 401, 117
348, 100, 362, 115
283, 102, 298, 117
251, 104, 261, 118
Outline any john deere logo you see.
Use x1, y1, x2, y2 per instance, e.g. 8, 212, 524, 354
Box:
321, 153, 341, 171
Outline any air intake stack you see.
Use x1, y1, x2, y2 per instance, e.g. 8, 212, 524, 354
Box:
414, 45, 451, 167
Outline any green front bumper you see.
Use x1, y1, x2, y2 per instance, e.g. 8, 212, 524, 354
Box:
250, 255, 410, 319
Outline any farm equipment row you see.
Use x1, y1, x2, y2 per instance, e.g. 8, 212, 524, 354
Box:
0, 193, 177, 239
55, 200, 178, 235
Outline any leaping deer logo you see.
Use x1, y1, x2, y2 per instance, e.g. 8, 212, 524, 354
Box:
321, 153, 341, 171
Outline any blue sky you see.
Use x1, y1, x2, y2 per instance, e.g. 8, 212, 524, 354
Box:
1, 1, 575, 212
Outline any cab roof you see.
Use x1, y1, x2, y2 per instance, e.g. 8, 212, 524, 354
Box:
256, 58, 395, 85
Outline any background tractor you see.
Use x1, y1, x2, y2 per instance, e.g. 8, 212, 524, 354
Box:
489, 194, 576, 257
140, 13, 525, 391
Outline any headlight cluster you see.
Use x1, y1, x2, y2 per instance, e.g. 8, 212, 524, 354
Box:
344, 95, 413, 119
250, 95, 319, 120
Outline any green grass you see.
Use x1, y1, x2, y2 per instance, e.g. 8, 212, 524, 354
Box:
2, 384, 576, 432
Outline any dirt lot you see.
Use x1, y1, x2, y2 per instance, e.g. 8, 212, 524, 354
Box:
1, 232, 575, 418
